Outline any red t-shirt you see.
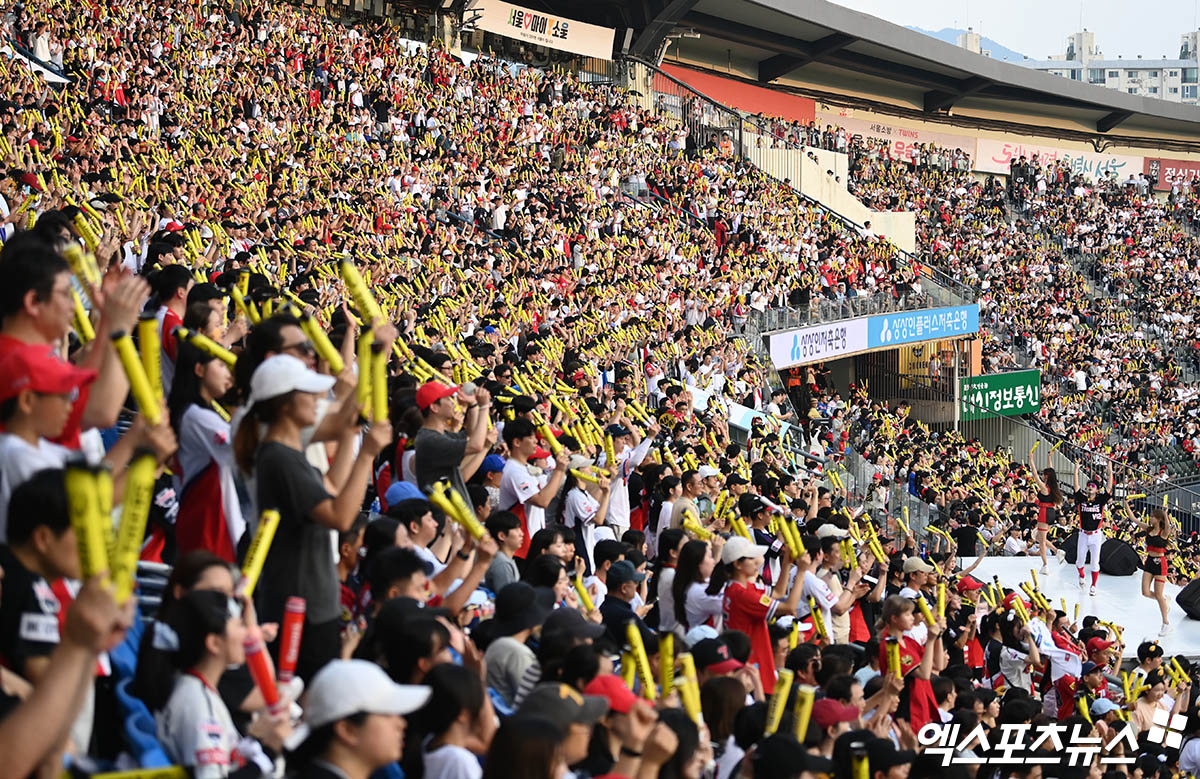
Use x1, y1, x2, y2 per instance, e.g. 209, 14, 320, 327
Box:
723, 580, 778, 694
0, 333, 90, 449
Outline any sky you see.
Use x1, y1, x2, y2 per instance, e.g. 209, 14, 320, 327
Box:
829, 0, 1200, 61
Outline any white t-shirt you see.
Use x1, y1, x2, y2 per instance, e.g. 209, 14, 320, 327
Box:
423, 742, 482, 779
0, 434, 72, 541
684, 580, 724, 631
798, 570, 838, 630
564, 487, 601, 570
657, 567, 678, 633
498, 460, 545, 538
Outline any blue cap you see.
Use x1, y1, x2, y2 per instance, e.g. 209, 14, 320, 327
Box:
482, 454, 506, 474
605, 423, 632, 438
385, 481, 425, 506
1080, 661, 1101, 676
1090, 698, 1120, 716
483, 325, 498, 335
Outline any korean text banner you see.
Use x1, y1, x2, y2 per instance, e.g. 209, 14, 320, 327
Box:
768, 318, 869, 369
468, 0, 615, 60
974, 138, 1141, 180
959, 369, 1042, 421
1144, 157, 1200, 191
865, 305, 979, 350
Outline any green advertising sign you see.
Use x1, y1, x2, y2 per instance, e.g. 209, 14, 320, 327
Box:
959, 369, 1041, 420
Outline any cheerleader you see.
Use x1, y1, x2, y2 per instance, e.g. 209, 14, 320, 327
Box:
1071, 461, 1113, 596
1028, 447, 1064, 575
1137, 508, 1175, 636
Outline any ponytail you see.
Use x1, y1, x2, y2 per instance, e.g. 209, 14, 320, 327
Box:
233, 393, 292, 475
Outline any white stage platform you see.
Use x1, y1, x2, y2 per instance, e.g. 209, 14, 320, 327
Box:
958, 556, 1200, 660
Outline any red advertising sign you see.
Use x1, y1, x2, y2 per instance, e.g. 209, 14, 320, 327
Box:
658, 63, 815, 123
1144, 157, 1200, 191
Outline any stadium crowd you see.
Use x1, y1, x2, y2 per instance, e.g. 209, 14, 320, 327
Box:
3, 2, 1200, 779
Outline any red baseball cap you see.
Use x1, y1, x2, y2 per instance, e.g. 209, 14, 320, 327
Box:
811, 698, 860, 730
0, 343, 96, 403
584, 674, 638, 715
956, 575, 986, 593
531, 447, 553, 460
416, 381, 458, 410
1087, 637, 1115, 654
1002, 593, 1030, 611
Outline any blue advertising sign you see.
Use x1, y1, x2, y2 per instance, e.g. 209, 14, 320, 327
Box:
865, 305, 979, 350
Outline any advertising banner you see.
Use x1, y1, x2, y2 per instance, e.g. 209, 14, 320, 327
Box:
975, 138, 1141, 180
865, 305, 979, 350
815, 110, 977, 165
768, 318, 870, 369
959, 369, 1042, 420
467, 0, 615, 60
767, 305, 979, 369
1144, 157, 1200, 191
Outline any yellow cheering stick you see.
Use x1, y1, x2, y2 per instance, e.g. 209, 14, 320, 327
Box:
136, 316, 163, 406
574, 571, 595, 612
915, 593, 937, 626
298, 315, 345, 374
229, 285, 260, 325
626, 622, 658, 701
110, 451, 157, 604
659, 633, 674, 697
937, 581, 946, 619
433, 482, 487, 541
677, 653, 703, 725
621, 652, 637, 689
175, 327, 237, 367
356, 332, 374, 422
809, 597, 829, 640
765, 668, 795, 735
788, 618, 800, 650
792, 683, 816, 741
886, 636, 903, 679
112, 331, 162, 425
62, 244, 102, 297
604, 434, 618, 469
65, 461, 111, 582
241, 510, 281, 599
730, 516, 753, 540
570, 468, 601, 485
371, 343, 388, 423
683, 514, 713, 541
341, 260, 384, 323
72, 289, 95, 342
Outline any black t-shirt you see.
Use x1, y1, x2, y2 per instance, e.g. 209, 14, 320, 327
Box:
0, 545, 59, 677
1072, 490, 1112, 532
254, 442, 337, 624
951, 525, 978, 556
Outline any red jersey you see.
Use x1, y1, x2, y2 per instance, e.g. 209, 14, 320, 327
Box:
723, 580, 778, 694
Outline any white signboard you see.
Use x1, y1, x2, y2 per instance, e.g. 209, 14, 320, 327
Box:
975, 138, 1142, 181
768, 318, 870, 369
467, 0, 615, 60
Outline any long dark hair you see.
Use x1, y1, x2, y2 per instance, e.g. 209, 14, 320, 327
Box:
232, 313, 301, 403
1041, 468, 1063, 504
402, 664, 485, 779
673, 540, 709, 629
233, 392, 295, 475
483, 717, 565, 779
656, 708, 700, 779
168, 340, 219, 431
131, 551, 233, 712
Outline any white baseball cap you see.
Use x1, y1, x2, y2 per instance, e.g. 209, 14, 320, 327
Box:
815, 524, 849, 539
248, 354, 335, 406
721, 536, 769, 564
286, 660, 430, 750
698, 465, 722, 479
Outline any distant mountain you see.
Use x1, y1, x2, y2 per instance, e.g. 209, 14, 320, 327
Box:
906, 27, 1029, 62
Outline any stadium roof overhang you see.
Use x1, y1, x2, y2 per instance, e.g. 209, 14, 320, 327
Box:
542, 0, 1200, 138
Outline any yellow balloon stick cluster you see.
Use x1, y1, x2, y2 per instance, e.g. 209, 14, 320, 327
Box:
430, 481, 486, 540
111, 331, 162, 425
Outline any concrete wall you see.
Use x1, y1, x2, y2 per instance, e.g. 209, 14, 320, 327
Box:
744, 138, 917, 254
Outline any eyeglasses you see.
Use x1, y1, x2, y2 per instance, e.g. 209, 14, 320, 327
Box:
281, 340, 315, 358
